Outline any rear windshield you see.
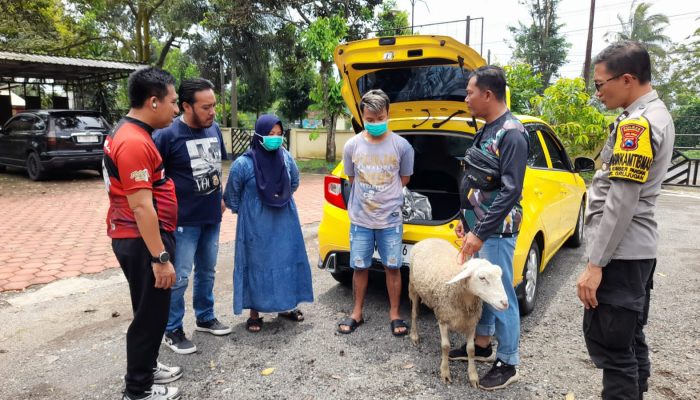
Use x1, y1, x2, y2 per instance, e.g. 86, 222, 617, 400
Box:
357, 65, 471, 103
54, 115, 108, 132
402, 133, 473, 160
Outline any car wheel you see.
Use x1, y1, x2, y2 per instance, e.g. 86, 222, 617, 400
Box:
0, 165, 6, 172
26, 152, 47, 181
330, 269, 353, 287
517, 240, 540, 315
565, 200, 585, 248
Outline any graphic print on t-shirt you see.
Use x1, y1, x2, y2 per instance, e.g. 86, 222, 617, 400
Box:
186, 137, 222, 195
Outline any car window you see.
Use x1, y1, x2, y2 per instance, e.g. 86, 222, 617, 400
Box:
54, 115, 108, 132
357, 65, 471, 103
4, 115, 35, 133
539, 128, 571, 171
526, 128, 548, 168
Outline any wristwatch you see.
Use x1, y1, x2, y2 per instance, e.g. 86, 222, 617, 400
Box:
151, 250, 170, 264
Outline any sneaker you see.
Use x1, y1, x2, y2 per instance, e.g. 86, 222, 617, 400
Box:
153, 361, 183, 384
448, 342, 495, 362
479, 359, 520, 390
162, 329, 197, 355
195, 318, 232, 336
122, 384, 181, 400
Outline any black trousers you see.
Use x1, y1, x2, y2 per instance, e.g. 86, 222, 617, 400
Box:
112, 232, 175, 395
583, 259, 654, 400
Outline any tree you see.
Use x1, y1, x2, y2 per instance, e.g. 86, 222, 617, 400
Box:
605, 1, 670, 60
374, 0, 411, 37
503, 63, 543, 114
674, 98, 700, 149
530, 77, 608, 157
509, 0, 571, 89
302, 15, 349, 162
0, 0, 81, 52
272, 24, 316, 123
59, 0, 204, 66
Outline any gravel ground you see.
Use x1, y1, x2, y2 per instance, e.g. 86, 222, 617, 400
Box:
0, 189, 698, 399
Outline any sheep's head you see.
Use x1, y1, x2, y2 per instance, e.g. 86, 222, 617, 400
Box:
446, 258, 509, 311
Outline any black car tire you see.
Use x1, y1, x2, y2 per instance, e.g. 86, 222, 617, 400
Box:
330, 269, 353, 287
565, 200, 585, 248
517, 240, 541, 316
0, 165, 5, 172
26, 152, 47, 181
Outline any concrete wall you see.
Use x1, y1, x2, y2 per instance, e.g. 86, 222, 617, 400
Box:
289, 128, 356, 159
220, 127, 356, 160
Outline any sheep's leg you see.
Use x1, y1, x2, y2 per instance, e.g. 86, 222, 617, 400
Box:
465, 326, 479, 388
408, 283, 420, 345
438, 322, 452, 384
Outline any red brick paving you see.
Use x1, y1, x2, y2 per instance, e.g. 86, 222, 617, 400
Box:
0, 172, 326, 292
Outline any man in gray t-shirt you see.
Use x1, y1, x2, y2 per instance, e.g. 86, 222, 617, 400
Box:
337, 89, 414, 337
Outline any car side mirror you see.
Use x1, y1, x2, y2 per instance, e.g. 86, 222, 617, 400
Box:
574, 157, 595, 172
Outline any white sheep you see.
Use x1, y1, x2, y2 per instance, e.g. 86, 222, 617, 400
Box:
408, 238, 509, 386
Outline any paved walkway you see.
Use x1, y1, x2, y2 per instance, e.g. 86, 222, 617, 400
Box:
0, 172, 325, 292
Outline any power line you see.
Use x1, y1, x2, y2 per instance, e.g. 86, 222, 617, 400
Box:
482, 10, 700, 46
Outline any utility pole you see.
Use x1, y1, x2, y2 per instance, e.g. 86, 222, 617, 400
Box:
466, 15, 471, 45
583, 0, 596, 88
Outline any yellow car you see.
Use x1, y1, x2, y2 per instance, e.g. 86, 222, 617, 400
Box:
318, 35, 593, 314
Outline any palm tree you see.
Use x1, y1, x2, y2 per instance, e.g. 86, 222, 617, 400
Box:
605, 0, 670, 59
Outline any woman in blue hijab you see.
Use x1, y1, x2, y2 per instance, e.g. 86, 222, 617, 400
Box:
223, 115, 314, 332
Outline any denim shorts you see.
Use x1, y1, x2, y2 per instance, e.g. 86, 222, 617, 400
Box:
349, 223, 403, 270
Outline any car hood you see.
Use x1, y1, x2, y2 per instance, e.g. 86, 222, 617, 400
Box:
334, 35, 486, 132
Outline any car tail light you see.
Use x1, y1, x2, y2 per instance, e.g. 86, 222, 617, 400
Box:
324, 175, 346, 210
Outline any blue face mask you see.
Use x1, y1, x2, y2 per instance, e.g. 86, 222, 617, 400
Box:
364, 121, 388, 136
256, 133, 284, 151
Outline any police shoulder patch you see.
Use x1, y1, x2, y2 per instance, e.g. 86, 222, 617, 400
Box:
609, 117, 653, 183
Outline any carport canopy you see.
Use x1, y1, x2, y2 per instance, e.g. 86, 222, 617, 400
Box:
0, 50, 146, 85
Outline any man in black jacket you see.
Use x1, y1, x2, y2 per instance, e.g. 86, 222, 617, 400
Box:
449, 66, 529, 391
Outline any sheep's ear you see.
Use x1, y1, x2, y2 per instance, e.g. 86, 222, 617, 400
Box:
447, 267, 472, 284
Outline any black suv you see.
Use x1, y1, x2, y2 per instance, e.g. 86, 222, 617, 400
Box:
0, 110, 110, 180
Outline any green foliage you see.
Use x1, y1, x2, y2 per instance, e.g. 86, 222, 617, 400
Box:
605, 1, 670, 60
272, 24, 316, 122
503, 63, 543, 114
509, 0, 570, 88
374, 0, 411, 37
301, 15, 348, 64
160, 46, 200, 85
530, 77, 608, 156
674, 98, 700, 149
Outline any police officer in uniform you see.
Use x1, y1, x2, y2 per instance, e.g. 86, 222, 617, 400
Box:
577, 41, 675, 400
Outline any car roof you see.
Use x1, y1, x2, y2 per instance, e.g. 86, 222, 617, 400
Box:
515, 114, 548, 126
22, 109, 102, 115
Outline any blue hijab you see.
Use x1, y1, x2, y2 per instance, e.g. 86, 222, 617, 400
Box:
244, 115, 291, 207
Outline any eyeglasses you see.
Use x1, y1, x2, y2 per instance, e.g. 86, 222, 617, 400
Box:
594, 74, 624, 91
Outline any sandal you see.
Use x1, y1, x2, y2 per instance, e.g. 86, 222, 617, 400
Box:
278, 309, 304, 322
337, 317, 364, 334
246, 317, 263, 333
390, 319, 410, 337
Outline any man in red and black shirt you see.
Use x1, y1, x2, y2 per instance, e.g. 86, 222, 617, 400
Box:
103, 67, 182, 400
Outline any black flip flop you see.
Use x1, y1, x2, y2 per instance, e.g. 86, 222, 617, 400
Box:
246, 317, 263, 333
390, 319, 410, 337
278, 309, 304, 322
337, 317, 364, 334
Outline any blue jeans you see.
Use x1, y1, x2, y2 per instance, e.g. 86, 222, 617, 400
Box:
475, 235, 520, 366
166, 223, 221, 332
349, 223, 404, 269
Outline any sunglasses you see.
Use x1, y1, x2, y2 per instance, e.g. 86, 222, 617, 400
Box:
594, 73, 624, 91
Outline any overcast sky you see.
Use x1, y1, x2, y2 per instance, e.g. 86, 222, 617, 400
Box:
393, 0, 699, 78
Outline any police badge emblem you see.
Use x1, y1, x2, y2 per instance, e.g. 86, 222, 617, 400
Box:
619, 123, 646, 151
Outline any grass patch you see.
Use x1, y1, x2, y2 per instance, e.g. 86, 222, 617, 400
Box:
295, 159, 337, 174
579, 170, 595, 184
681, 150, 700, 159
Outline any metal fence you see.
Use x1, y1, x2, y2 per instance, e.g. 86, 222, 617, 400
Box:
230, 128, 291, 159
